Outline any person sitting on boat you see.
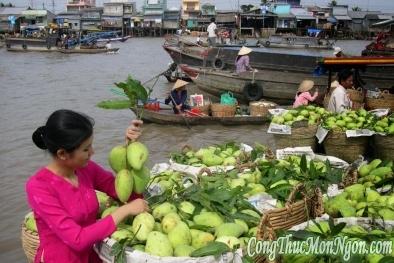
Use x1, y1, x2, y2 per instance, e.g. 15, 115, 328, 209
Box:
235, 46, 255, 74
105, 40, 112, 50
327, 69, 353, 113
293, 80, 319, 108
26, 109, 149, 263
165, 79, 191, 114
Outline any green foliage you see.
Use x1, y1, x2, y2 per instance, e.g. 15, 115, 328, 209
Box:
97, 99, 132, 110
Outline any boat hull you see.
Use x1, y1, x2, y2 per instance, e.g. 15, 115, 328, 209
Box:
58, 48, 119, 54
132, 108, 270, 126
181, 65, 328, 104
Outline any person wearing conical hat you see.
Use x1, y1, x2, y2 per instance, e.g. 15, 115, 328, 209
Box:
235, 46, 255, 74
293, 80, 319, 108
164, 79, 191, 114
333, 46, 345, 57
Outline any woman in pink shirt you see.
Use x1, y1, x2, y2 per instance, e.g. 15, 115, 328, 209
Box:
26, 109, 149, 263
293, 80, 319, 108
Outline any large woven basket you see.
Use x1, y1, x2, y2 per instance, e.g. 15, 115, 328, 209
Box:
210, 103, 236, 117
249, 101, 276, 117
273, 123, 318, 151
21, 218, 39, 263
323, 130, 368, 163
366, 90, 394, 111
347, 87, 364, 110
255, 184, 323, 263
373, 134, 394, 160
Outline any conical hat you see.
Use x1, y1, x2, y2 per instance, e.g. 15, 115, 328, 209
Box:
298, 80, 315, 93
238, 46, 252, 56
172, 79, 189, 90
333, 46, 343, 55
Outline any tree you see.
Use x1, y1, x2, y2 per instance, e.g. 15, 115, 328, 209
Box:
329, 0, 337, 7
240, 4, 254, 13
352, 6, 362, 11
0, 3, 4, 7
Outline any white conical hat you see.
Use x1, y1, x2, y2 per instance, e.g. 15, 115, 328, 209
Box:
172, 79, 189, 90
333, 46, 343, 55
298, 80, 315, 92
238, 46, 252, 56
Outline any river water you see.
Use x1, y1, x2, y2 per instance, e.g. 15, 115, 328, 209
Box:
0, 38, 369, 261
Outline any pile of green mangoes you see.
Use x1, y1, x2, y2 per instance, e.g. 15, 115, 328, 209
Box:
108, 142, 151, 202
170, 142, 249, 167
271, 105, 328, 126
373, 114, 394, 134
358, 159, 393, 187
281, 220, 394, 263
148, 170, 190, 193
324, 183, 394, 220
322, 109, 376, 131
108, 202, 260, 257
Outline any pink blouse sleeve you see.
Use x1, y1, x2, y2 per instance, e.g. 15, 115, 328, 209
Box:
26, 180, 116, 252
302, 92, 318, 102
88, 161, 143, 201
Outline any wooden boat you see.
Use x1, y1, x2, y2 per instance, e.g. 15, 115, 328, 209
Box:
5, 37, 59, 52
260, 35, 335, 49
180, 64, 328, 105
131, 108, 270, 126
58, 47, 119, 54
96, 36, 131, 43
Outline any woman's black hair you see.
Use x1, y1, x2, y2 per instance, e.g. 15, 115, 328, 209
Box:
338, 68, 353, 83
32, 109, 94, 155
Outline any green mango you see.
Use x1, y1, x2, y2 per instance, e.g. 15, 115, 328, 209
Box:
127, 141, 149, 170
174, 244, 195, 257
234, 219, 249, 233
131, 166, 150, 194
132, 244, 145, 252
247, 227, 257, 237
168, 221, 192, 248
215, 236, 241, 249
108, 145, 127, 173
190, 229, 215, 249
215, 223, 245, 238
378, 209, 394, 220
193, 212, 223, 228
25, 213, 37, 232
344, 184, 365, 201
162, 212, 181, 234
201, 152, 223, 166
101, 206, 118, 219
152, 202, 177, 220
369, 159, 382, 169
115, 169, 133, 203
359, 164, 372, 177
178, 201, 195, 218
132, 212, 155, 241
111, 229, 133, 241
222, 156, 237, 166
366, 189, 380, 203
145, 231, 173, 257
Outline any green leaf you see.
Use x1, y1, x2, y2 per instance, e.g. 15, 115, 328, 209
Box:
300, 155, 308, 173
331, 222, 346, 236
379, 256, 394, 263
190, 241, 230, 257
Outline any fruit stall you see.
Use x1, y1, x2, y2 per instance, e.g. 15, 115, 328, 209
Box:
21, 75, 394, 263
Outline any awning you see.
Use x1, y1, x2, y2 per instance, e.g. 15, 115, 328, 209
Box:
377, 15, 393, 20
296, 15, 315, 20
334, 15, 351, 21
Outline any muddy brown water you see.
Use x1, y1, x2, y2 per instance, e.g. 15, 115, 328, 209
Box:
0, 38, 368, 261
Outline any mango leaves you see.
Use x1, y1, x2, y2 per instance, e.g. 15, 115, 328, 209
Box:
114, 75, 148, 106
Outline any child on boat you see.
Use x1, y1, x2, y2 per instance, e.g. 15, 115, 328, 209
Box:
293, 80, 319, 108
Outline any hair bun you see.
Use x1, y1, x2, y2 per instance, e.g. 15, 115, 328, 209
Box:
32, 126, 48, 150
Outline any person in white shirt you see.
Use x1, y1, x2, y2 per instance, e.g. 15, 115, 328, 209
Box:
207, 17, 217, 47
105, 40, 112, 50
327, 69, 353, 113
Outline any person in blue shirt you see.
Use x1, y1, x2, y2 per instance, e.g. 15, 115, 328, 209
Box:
165, 79, 191, 114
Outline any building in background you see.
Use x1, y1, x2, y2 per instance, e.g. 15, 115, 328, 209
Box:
80, 7, 103, 31
67, 0, 96, 12
102, 1, 136, 36
163, 8, 180, 33
20, 9, 55, 31
181, 0, 200, 29
0, 7, 25, 33
142, 0, 167, 29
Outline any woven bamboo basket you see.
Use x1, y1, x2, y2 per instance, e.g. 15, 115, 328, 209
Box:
366, 90, 394, 111
373, 134, 394, 160
210, 103, 236, 117
273, 124, 318, 151
21, 218, 39, 263
347, 87, 364, 110
249, 101, 276, 117
255, 184, 323, 263
323, 130, 368, 163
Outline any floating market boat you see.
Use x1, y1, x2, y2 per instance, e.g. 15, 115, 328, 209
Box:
130, 108, 270, 126
259, 34, 335, 49
5, 37, 59, 52
180, 64, 328, 104
58, 47, 119, 54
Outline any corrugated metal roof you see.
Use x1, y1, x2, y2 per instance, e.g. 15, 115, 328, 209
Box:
291, 8, 314, 20
0, 7, 26, 15
377, 14, 393, 20
348, 11, 381, 19
334, 15, 351, 21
